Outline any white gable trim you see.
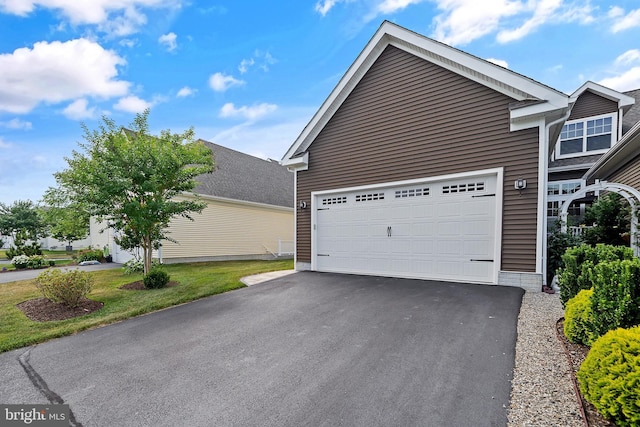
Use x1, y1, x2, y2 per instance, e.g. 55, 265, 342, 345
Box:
570, 81, 636, 108
282, 21, 569, 165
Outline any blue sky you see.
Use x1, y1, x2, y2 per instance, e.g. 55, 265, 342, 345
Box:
1, 0, 640, 205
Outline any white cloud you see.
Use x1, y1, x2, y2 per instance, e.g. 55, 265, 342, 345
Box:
599, 68, 640, 92
0, 137, 12, 148
611, 8, 640, 33
208, 72, 245, 92
377, 0, 424, 14
238, 51, 277, 74
62, 98, 97, 120
485, 58, 508, 68
176, 86, 196, 97
219, 103, 277, 121
0, 118, 32, 129
598, 50, 640, 92
615, 49, 640, 66
608, 6, 624, 19
315, 0, 339, 16
158, 32, 177, 52
119, 38, 137, 48
113, 95, 152, 113
0, 38, 129, 114
0, 0, 181, 36
431, 0, 523, 45
238, 58, 255, 74
431, 0, 594, 46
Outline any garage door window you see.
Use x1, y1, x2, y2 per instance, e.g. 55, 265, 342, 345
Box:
355, 192, 385, 202
322, 196, 347, 205
395, 187, 430, 198
442, 182, 485, 194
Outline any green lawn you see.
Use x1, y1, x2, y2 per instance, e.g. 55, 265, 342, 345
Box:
0, 259, 293, 353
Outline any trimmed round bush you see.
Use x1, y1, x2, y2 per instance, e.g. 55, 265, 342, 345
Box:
564, 288, 597, 346
577, 326, 640, 426
143, 268, 170, 289
35, 269, 93, 308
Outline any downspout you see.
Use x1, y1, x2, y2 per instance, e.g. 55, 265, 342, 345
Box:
542, 110, 572, 286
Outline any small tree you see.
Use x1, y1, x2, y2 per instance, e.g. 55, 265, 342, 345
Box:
49, 110, 214, 275
41, 190, 90, 250
582, 193, 630, 246
0, 200, 47, 258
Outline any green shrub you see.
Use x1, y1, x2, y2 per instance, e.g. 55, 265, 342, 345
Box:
546, 221, 581, 283
564, 289, 597, 346
590, 259, 640, 337
577, 326, 640, 426
77, 248, 104, 263
143, 268, 170, 289
48, 260, 55, 267
35, 269, 93, 308
26, 255, 45, 269
557, 244, 634, 306
122, 258, 160, 275
11, 255, 29, 269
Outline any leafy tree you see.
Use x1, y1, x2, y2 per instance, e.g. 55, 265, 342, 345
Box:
48, 110, 214, 275
40, 192, 90, 249
0, 200, 47, 257
582, 193, 630, 246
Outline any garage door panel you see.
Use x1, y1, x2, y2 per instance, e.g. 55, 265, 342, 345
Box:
314, 173, 498, 283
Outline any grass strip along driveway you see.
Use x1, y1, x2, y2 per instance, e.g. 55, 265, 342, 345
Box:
0, 259, 293, 353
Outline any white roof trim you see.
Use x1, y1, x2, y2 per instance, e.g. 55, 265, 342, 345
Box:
282, 21, 568, 164
570, 81, 636, 108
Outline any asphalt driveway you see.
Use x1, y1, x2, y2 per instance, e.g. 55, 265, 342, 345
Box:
0, 272, 523, 427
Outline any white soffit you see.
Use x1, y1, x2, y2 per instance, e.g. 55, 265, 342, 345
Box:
282, 21, 569, 164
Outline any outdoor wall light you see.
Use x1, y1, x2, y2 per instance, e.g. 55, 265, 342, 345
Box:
514, 178, 527, 193
299, 201, 308, 209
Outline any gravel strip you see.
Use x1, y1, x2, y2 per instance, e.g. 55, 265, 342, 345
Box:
507, 292, 585, 427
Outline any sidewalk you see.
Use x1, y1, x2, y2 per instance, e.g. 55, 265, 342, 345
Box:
240, 269, 296, 286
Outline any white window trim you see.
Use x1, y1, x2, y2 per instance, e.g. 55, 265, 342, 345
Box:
554, 112, 618, 160
547, 179, 587, 218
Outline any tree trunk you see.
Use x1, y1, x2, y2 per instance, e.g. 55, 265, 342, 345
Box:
143, 235, 152, 276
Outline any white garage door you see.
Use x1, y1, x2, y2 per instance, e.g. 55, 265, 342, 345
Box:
313, 173, 499, 283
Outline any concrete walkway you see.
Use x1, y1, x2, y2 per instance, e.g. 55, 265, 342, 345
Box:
240, 269, 296, 286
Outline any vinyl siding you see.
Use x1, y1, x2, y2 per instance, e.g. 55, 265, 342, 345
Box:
569, 91, 618, 120
608, 154, 640, 190
296, 45, 540, 272
161, 195, 294, 260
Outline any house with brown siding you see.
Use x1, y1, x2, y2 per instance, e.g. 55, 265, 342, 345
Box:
547, 82, 636, 227
282, 21, 571, 292
91, 140, 294, 264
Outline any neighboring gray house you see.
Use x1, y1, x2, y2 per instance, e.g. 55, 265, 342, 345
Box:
91, 140, 294, 264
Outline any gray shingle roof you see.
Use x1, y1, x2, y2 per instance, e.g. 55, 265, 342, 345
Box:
192, 140, 293, 208
622, 89, 640, 134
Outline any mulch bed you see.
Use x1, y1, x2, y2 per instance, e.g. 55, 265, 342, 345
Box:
556, 319, 615, 427
16, 298, 104, 322
15, 281, 179, 322
119, 280, 179, 290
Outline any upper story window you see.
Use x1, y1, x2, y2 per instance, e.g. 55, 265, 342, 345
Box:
556, 114, 616, 159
